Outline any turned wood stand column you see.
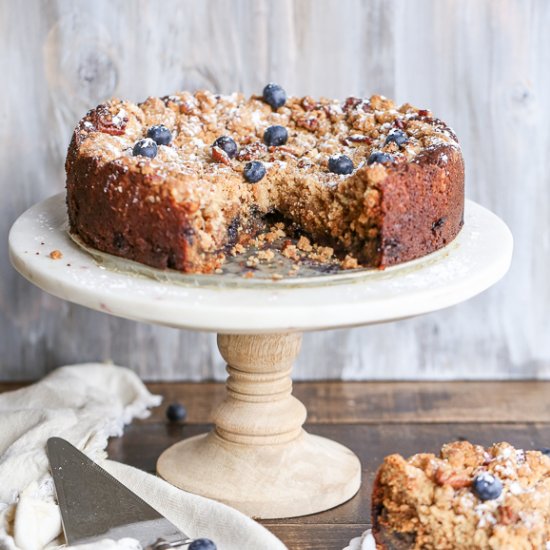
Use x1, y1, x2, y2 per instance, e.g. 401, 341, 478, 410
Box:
157, 333, 362, 519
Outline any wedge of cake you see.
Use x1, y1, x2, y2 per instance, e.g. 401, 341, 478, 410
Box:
66, 84, 464, 273
372, 441, 550, 549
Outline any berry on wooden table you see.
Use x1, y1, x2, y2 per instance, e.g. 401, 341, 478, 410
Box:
147, 125, 172, 145
166, 402, 187, 422
132, 138, 158, 158
262, 83, 287, 109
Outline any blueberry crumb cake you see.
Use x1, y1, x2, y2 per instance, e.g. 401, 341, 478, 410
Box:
372, 441, 550, 549
66, 84, 464, 274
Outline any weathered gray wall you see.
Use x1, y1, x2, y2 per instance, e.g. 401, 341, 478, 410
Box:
1, 0, 549, 380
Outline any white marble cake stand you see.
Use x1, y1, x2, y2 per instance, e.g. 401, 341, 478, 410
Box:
9, 194, 513, 519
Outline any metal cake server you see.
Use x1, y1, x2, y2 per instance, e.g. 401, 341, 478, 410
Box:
46, 437, 202, 549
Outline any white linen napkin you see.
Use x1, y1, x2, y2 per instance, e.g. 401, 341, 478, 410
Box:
0, 364, 286, 550
343, 530, 375, 550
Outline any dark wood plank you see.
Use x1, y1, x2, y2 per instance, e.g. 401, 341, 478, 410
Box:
0, 383, 25, 391
4, 380, 550, 423
106, 420, 550, 546
264, 524, 369, 550
143, 381, 550, 424
5, 380, 550, 549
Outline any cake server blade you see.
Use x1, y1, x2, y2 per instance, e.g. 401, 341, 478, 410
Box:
46, 437, 192, 548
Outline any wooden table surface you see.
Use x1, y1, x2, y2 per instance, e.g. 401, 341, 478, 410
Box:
103, 381, 550, 550
1, 380, 549, 549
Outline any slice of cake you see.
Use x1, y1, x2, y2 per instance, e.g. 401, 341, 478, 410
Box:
66, 84, 464, 274
372, 441, 550, 549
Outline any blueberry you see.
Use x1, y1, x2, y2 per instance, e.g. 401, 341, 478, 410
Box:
132, 138, 158, 158
472, 472, 503, 501
328, 155, 354, 175
262, 83, 287, 110
264, 125, 288, 147
243, 161, 266, 183
385, 130, 408, 147
147, 125, 172, 145
367, 151, 393, 165
189, 539, 216, 550
537, 448, 550, 456
166, 402, 187, 422
212, 136, 238, 159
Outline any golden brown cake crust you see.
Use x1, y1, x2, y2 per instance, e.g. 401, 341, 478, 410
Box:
66, 91, 464, 273
372, 441, 550, 550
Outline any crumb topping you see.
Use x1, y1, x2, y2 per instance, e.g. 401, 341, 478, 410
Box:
374, 441, 550, 550
76, 91, 458, 189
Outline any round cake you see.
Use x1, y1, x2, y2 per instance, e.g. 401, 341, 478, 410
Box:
66, 85, 464, 274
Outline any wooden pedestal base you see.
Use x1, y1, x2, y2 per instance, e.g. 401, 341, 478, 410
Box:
157, 333, 361, 519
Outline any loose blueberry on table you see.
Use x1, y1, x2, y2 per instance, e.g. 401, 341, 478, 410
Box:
367, 151, 393, 165
132, 138, 158, 158
262, 83, 287, 110
189, 538, 217, 550
328, 154, 354, 175
385, 130, 408, 147
263, 125, 288, 147
212, 136, 238, 159
243, 161, 266, 183
147, 124, 173, 146
472, 472, 503, 501
166, 402, 187, 422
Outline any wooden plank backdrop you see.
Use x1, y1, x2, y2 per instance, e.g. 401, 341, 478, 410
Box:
1, 0, 549, 381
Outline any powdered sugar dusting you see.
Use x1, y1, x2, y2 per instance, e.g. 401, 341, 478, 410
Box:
111, 109, 127, 126
78, 90, 460, 186
496, 446, 513, 460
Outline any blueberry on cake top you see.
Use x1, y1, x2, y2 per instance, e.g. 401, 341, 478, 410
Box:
66, 86, 464, 273
372, 441, 550, 550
